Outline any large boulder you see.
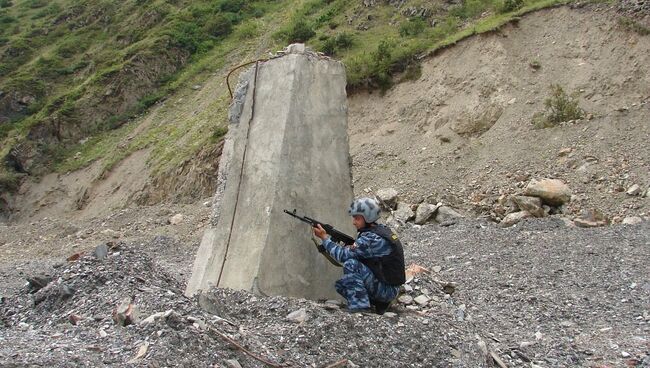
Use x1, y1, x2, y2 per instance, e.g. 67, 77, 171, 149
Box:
415, 203, 440, 224
524, 179, 571, 206
376, 188, 399, 210
393, 202, 415, 223
435, 206, 463, 224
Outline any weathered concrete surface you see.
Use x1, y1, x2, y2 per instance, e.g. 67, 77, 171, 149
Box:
186, 45, 354, 300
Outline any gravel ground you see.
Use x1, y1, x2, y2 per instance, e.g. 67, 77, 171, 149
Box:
0, 239, 485, 368
400, 218, 650, 367
1, 216, 648, 367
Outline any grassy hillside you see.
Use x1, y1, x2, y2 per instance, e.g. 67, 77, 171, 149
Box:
0, 0, 573, 198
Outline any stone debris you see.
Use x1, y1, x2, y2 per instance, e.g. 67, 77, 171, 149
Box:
435, 206, 464, 224
524, 178, 572, 206
376, 187, 399, 209
26, 275, 52, 294
224, 359, 243, 368
626, 184, 641, 196
512, 196, 545, 218
500, 211, 532, 228
93, 243, 109, 260
127, 342, 149, 364
622, 216, 643, 225
169, 214, 184, 225
415, 203, 440, 224
414, 295, 430, 306
100, 229, 120, 238
112, 297, 139, 326
574, 209, 608, 228
1, 219, 649, 367
1, 243, 489, 366
393, 202, 415, 223
286, 308, 308, 323
397, 294, 413, 304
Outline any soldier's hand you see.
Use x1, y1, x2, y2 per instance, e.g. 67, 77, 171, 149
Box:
313, 224, 328, 240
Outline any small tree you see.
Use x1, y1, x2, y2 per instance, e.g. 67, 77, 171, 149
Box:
544, 84, 584, 124
533, 84, 585, 128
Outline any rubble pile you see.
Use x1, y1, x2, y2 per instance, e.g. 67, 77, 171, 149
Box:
376, 177, 648, 230
0, 241, 488, 367
401, 219, 650, 367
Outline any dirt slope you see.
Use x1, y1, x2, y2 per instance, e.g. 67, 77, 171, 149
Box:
348, 5, 650, 221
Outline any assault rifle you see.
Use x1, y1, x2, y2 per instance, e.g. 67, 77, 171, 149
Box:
283, 209, 356, 267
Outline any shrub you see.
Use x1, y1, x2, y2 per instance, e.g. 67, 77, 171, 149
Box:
533, 84, 584, 128
0, 13, 15, 23
0, 170, 20, 192
204, 14, 233, 38
217, 0, 246, 13
55, 60, 90, 75
236, 21, 259, 40
371, 40, 394, 90
403, 63, 422, 81
0, 0, 13, 9
449, 0, 495, 19
399, 18, 427, 37
34, 55, 66, 78
211, 125, 228, 142
499, 0, 523, 13
167, 20, 208, 53
318, 32, 353, 55
545, 84, 584, 123
56, 38, 83, 58
26, 0, 47, 9
137, 92, 163, 110
618, 17, 650, 36
32, 3, 62, 19
285, 19, 315, 43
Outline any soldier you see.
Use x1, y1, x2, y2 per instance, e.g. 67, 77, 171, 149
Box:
313, 197, 406, 314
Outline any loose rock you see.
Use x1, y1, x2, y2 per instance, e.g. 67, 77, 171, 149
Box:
414, 295, 430, 306
169, 214, 184, 225
225, 359, 243, 368
112, 298, 139, 326
500, 211, 532, 227
93, 243, 109, 260
286, 308, 308, 323
435, 206, 463, 224
398, 295, 413, 304
622, 216, 643, 225
626, 184, 641, 196
376, 188, 399, 209
574, 209, 608, 228
415, 203, 439, 224
512, 196, 545, 218
393, 202, 415, 223
524, 178, 572, 206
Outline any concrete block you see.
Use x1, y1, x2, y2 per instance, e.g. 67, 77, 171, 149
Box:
186, 45, 354, 300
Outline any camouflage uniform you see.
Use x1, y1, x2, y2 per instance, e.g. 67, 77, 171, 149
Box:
321, 228, 400, 311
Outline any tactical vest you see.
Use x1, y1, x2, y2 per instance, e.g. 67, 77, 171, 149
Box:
358, 225, 406, 286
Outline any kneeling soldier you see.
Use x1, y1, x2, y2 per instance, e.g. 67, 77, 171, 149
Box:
313, 198, 406, 314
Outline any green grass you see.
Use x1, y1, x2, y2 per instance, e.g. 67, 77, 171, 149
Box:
1, 0, 577, 196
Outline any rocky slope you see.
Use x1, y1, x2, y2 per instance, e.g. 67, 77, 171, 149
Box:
349, 5, 650, 224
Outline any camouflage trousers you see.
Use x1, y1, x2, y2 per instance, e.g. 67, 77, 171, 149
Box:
335, 258, 400, 311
